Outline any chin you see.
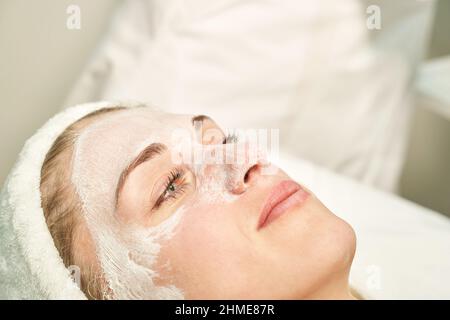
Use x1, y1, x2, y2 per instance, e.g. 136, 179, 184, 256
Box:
309, 195, 357, 269
326, 215, 357, 271
301, 198, 357, 276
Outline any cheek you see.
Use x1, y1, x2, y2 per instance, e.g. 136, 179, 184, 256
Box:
151, 195, 356, 298
154, 204, 246, 296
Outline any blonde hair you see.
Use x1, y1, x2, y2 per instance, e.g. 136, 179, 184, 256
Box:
40, 106, 125, 299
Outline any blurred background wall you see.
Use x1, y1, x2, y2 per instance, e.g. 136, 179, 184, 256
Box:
0, 0, 119, 184
399, 0, 450, 216
0, 0, 449, 216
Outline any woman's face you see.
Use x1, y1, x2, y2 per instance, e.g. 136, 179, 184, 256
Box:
73, 107, 356, 299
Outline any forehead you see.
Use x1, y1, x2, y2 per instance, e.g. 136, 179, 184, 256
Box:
77, 107, 194, 150
85, 107, 191, 133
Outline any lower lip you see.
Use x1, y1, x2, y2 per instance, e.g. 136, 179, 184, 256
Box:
258, 181, 309, 229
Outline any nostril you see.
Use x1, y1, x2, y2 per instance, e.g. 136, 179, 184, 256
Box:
244, 171, 250, 183
244, 164, 259, 184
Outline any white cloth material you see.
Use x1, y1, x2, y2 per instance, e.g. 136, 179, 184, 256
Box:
0, 101, 121, 299
64, 0, 436, 192
1, 102, 449, 299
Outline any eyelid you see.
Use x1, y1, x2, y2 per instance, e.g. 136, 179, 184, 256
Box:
154, 169, 183, 209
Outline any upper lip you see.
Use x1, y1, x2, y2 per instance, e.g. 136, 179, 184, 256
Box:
257, 180, 301, 229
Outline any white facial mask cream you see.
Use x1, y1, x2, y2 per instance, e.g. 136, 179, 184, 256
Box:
71, 106, 267, 299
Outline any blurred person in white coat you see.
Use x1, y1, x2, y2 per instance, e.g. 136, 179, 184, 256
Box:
65, 0, 436, 192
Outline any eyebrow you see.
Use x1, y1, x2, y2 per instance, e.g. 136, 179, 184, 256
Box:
191, 114, 212, 126
192, 114, 223, 143
115, 143, 167, 205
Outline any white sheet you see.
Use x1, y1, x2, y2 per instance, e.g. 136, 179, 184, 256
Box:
279, 152, 450, 299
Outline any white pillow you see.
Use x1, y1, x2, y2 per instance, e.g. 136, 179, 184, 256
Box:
65, 0, 434, 192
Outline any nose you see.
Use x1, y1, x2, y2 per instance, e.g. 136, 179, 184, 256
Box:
227, 163, 261, 195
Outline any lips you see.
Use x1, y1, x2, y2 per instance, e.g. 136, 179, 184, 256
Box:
257, 180, 309, 229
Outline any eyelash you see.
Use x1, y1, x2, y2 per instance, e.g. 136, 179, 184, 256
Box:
152, 134, 236, 210
223, 133, 238, 144
154, 167, 188, 210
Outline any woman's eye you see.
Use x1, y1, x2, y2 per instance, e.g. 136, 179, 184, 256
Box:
166, 183, 177, 194
153, 168, 189, 210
